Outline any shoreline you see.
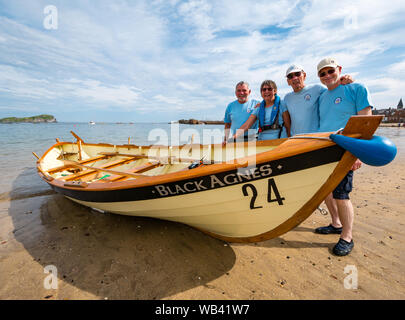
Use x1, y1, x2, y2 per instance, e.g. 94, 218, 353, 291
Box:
379, 123, 405, 127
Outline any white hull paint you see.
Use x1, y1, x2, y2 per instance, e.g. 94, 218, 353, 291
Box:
67, 162, 338, 238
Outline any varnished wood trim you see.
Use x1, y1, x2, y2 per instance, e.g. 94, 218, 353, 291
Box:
64, 181, 89, 188
37, 167, 54, 181
101, 162, 162, 182
78, 140, 83, 161
342, 115, 383, 139
48, 155, 110, 174
70, 130, 84, 142
63, 159, 147, 180
39, 116, 382, 194
99, 151, 218, 164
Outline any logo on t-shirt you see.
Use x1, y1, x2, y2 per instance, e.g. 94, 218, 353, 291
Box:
304, 94, 311, 101
335, 97, 342, 104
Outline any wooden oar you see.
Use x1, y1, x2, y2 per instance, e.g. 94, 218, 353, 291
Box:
62, 160, 148, 179
98, 152, 219, 164
48, 154, 111, 174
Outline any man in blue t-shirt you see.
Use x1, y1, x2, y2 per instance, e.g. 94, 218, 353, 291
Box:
315, 57, 372, 257
282, 64, 353, 135
223, 81, 260, 144
282, 64, 324, 135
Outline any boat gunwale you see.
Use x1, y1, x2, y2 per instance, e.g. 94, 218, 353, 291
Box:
34, 115, 384, 242
37, 135, 336, 192
37, 115, 383, 193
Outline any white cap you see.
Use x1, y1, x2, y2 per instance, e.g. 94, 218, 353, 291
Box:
286, 64, 304, 76
317, 57, 339, 73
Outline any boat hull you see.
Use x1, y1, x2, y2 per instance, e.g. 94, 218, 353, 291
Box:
36, 116, 383, 242
50, 145, 344, 240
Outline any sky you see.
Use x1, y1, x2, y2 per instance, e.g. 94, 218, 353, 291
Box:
0, 0, 404, 123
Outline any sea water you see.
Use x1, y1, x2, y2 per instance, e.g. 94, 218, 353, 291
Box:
0, 122, 224, 200
0, 122, 403, 201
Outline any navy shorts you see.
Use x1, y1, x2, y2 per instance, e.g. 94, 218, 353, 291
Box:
333, 170, 353, 200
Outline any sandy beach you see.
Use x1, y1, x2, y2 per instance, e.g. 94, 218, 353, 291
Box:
0, 152, 404, 300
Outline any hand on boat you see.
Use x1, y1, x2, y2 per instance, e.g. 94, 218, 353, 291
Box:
351, 159, 362, 171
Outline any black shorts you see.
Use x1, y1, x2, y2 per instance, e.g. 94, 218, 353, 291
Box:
333, 170, 353, 200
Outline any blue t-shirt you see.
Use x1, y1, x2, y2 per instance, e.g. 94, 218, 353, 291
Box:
251, 102, 286, 140
282, 84, 326, 135
224, 99, 259, 136
319, 83, 373, 132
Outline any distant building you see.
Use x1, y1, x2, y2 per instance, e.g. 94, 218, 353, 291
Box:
398, 98, 403, 110
372, 98, 405, 123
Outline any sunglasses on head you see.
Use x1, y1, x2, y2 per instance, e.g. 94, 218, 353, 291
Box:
318, 68, 337, 78
261, 87, 274, 92
286, 72, 302, 79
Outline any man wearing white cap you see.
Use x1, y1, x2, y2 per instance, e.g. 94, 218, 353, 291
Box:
282, 64, 353, 136
315, 57, 373, 256
282, 65, 324, 135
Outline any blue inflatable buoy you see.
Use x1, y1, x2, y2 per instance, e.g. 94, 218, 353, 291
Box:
329, 134, 397, 166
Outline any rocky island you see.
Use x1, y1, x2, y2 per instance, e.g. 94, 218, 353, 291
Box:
177, 119, 224, 125
0, 114, 57, 123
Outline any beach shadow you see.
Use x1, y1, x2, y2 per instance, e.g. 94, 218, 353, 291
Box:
8, 169, 236, 299
292, 226, 318, 233
256, 237, 332, 249
234, 225, 333, 250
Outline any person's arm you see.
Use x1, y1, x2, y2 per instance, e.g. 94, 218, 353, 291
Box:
357, 106, 372, 115
282, 110, 291, 137
231, 114, 257, 141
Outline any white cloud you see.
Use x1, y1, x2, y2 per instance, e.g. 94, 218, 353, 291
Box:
387, 60, 405, 76
366, 77, 404, 108
178, 0, 215, 41
0, 105, 40, 111
178, 82, 197, 91
0, 0, 404, 121
72, 81, 141, 106
153, 94, 183, 105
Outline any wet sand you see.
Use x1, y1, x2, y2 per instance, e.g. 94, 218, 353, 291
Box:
0, 154, 404, 300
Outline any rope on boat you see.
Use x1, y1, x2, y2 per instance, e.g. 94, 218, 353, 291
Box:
317, 206, 328, 215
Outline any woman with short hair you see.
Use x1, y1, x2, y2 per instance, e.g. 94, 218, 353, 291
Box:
231, 80, 291, 141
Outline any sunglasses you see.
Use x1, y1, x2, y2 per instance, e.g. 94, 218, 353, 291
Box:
286, 72, 302, 79
261, 87, 274, 92
319, 68, 337, 78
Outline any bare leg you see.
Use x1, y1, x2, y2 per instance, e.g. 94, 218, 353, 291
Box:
324, 193, 342, 228
335, 199, 354, 242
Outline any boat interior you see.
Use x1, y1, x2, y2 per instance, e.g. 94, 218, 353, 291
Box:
39, 133, 285, 184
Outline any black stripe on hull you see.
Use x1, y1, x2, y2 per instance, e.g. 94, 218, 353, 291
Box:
50, 145, 345, 203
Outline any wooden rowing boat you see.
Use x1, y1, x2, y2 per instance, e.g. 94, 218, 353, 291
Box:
35, 115, 385, 242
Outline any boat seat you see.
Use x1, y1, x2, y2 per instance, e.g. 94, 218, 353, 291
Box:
48, 154, 112, 174
63, 157, 136, 181
98, 162, 162, 182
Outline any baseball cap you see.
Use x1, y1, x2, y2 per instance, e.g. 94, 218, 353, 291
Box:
317, 57, 339, 73
285, 64, 304, 77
